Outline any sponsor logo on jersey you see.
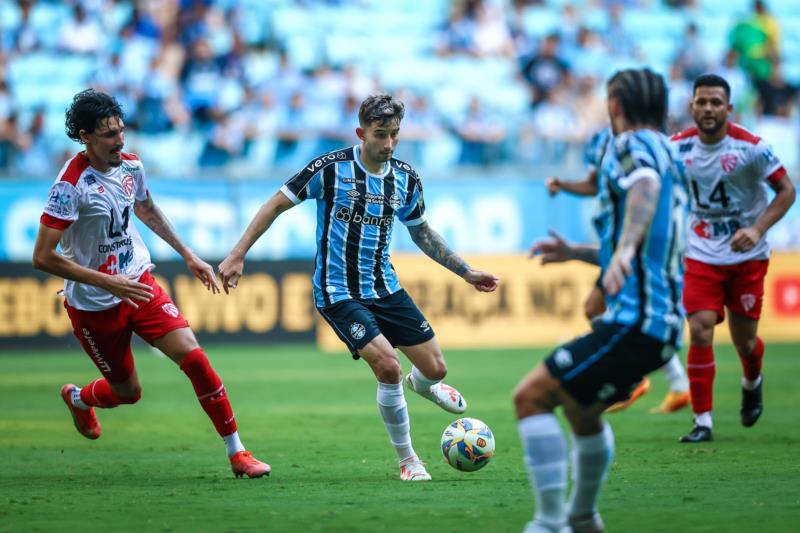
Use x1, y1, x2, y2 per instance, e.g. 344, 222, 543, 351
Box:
162, 303, 180, 318
346, 189, 360, 200
349, 322, 366, 340
336, 151, 347, 159
306, 153, 342, 173
334, 207, 393, 227
47, 190, 73, 216
122, 175, 134, 197
85, 175, 96, 185
364, 192, 385, 204
692, 219, 741, 239
740, 294, 756, 312
420, 320, 430, 332
98, 238, 132, 253
720, 153, 738, 173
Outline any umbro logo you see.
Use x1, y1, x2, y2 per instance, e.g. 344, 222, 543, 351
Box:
420, 321, 430, 332
347, 189, 360, 200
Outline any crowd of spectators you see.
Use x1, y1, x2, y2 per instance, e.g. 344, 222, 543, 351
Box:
0, 0, 797, 178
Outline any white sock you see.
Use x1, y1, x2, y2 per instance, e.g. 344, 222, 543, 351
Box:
71, 387, 89, 410
662, 354, 689, 393
377, 382, 416, 462
518, 414, 567, 531
410, 366, 440, 392
742, 375, 762, 390
224, 431, 245, 457
695, 411, 713, 428
568, 422, 614, 519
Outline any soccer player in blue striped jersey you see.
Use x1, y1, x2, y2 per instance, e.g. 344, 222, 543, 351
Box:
218, 94, 499, 481
514, 68, 689, 533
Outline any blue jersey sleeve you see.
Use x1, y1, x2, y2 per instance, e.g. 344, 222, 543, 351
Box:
396, 175, 426, 226
583, 127, 612, 171
610, 131, 660, 192
280, 160, 324, 204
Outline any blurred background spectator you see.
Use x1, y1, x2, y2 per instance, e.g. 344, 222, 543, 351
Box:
0, 0, 796, 179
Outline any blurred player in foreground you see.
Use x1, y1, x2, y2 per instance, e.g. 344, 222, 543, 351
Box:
32, 89, 270, 478
514, 68, 688, 533
218, 94, 498, 481
544, 127, 690, 414
672, 74, 795, 443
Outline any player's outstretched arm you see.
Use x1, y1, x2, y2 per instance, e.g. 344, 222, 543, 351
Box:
529, 229, 599, 265
218, 190, 295, 293
134, 195, 220, 293
32, 224, 153, 308
407, 221, 498, 292
602, 176, 660, 296
731, 174, 796, 252
546, 170, 599, 197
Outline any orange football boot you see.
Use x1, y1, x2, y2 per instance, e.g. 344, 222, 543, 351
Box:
230, 451, 271, 478
649, 390, 691, 414
60, 384, 101, 439
605, 377, 651, 413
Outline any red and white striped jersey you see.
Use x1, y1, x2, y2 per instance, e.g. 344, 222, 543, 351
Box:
670, 123, 786, 265
40, 152, 154, 311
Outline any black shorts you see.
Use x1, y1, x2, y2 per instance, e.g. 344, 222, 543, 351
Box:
317, 289, 435, 359
544, 321, 673, 406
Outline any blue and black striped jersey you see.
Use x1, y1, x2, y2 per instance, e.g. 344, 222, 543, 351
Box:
281, 145, 425, 308
583, 126, 613, 171
594, 129, 689, 345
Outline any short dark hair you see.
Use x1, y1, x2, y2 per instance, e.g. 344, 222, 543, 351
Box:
65, 89, 123, 143
693, 73, 731, 101
607, 68, 668, 131
358, 94, 404, 128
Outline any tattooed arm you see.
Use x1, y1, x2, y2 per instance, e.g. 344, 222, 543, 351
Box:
407, 222, 499, 292
134, 195, 220, 293
602, 176, 660, 295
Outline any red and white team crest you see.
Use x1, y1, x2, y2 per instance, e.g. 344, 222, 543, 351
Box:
122, 175, 134, 197
720, 153, 738, 173
162, 303, 179, 318
740, 294, 756, 312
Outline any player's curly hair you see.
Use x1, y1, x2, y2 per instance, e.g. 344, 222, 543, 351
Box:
358, 94, 405, 128
65, 89, 123, 143
607, 68, 667, 131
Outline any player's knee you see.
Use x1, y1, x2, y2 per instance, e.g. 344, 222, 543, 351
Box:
115, 384, 142, 404
426, 360, 447, 381
689, 320, 714, 346
733, 338, 757, 357
373, 354, 403, 383
512, 382, 549, 419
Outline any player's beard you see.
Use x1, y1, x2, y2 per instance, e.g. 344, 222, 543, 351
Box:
697, 116, 725, 137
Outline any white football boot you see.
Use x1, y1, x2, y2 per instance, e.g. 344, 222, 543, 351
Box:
399, 457, 431, 481
405, 373, 467, 414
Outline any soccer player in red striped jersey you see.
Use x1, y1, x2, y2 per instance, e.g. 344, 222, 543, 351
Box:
671, 74, 796, 443
32, 89, 270, 477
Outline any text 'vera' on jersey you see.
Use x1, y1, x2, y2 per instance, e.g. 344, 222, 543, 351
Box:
671, 123, 787, 265
595, 129, 689, 346
40, 152, 154, 311
280, 145, 425, 308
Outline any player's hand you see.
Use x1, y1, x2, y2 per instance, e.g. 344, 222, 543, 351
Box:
218, 254, 244, 294
463, 270, 499, 292
545, 177, 561, 197
602, 245, 635, 296
103, 274, 154, 309
529, 230, 572, 264
184, 253, 221, 294
731, 227, 762, 253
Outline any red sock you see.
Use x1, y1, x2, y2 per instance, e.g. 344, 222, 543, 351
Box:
687, 345, 715, 414
180, 348, 237, 437
79, 378, 140, 407
738, 336, 764, 382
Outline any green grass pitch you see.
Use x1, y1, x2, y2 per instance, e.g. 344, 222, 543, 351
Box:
1, 343, 798, 532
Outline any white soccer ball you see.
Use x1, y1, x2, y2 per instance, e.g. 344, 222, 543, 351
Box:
441, 417, 495, 472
